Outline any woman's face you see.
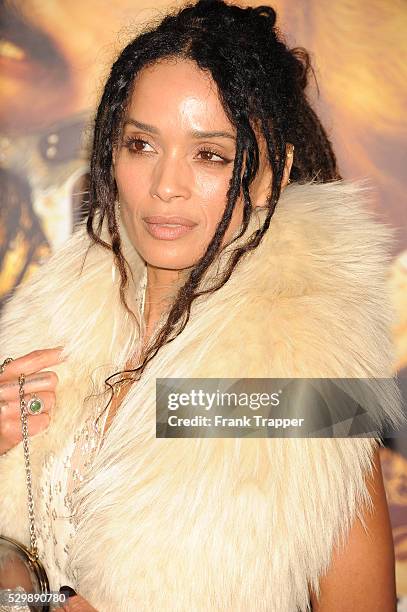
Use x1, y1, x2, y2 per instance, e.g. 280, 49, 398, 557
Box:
113, 58, 284, 271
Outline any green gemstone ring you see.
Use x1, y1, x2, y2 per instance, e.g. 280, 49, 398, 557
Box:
26, 394, 44, 415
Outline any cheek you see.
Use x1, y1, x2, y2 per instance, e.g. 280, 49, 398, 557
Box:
198, 182, 226, 227
195, 170, 238, 226
198, 174, 244, 239
114, 161, 150, 206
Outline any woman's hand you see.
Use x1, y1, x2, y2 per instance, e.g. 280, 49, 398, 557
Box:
54, 593, 100, 611
0, 348, 65, 455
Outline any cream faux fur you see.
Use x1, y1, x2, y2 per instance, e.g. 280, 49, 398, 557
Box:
0, 179, 404, 611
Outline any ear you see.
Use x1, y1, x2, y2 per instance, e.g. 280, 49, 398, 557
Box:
252, 143, 295, 208
112, 145, 117, 167
280, 143, 294, 192
250, 135, 272, 209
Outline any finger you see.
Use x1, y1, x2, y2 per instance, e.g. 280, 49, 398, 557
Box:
0, 371, 59, 402
0, 348, 65, 382
0, 391, 55, 420
1, 413, 50, 448
62, 595, 100, 611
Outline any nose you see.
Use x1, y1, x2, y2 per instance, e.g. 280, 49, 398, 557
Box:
150, 153, 190, 202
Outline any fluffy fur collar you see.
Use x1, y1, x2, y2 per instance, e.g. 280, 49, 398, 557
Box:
0, 179, 404, 611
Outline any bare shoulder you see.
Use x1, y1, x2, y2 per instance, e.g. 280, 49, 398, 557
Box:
310, 445, 397, 612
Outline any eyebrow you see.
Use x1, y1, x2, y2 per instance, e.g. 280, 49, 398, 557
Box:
123, 118, 236, 141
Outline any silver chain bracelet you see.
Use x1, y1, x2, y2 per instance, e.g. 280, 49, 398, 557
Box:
18, 373, 39, 560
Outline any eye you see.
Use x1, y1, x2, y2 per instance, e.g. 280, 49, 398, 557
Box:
121, 136, 232, 165
196, 146, 230, 165
122, 136, 155, 154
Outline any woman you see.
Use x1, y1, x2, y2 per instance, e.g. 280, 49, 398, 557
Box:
0, 1, 404, 610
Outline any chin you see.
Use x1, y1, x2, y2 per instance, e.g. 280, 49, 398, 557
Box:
140, 246, 198, 272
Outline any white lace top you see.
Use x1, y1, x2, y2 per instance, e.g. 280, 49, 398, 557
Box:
35, 405, 110, 590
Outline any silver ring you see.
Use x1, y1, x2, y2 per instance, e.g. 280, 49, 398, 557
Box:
26, 394, 44, 416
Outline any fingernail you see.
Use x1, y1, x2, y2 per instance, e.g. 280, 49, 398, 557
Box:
59, 585, 77, 598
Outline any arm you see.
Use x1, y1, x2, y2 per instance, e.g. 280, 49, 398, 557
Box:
310, 446, 397, 612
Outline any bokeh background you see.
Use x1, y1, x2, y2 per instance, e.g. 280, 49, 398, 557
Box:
0, 0, 406, 604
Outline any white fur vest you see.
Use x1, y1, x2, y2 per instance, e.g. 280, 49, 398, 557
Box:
0, 180, 404, 611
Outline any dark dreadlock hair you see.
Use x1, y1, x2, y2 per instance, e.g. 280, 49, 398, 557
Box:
86, 0, 341, 406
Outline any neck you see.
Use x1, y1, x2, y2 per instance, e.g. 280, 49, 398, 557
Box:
143, 264, 189, 338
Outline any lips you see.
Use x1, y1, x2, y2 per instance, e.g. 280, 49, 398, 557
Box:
143, 215, 197, 227
142, 216, 198, 241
